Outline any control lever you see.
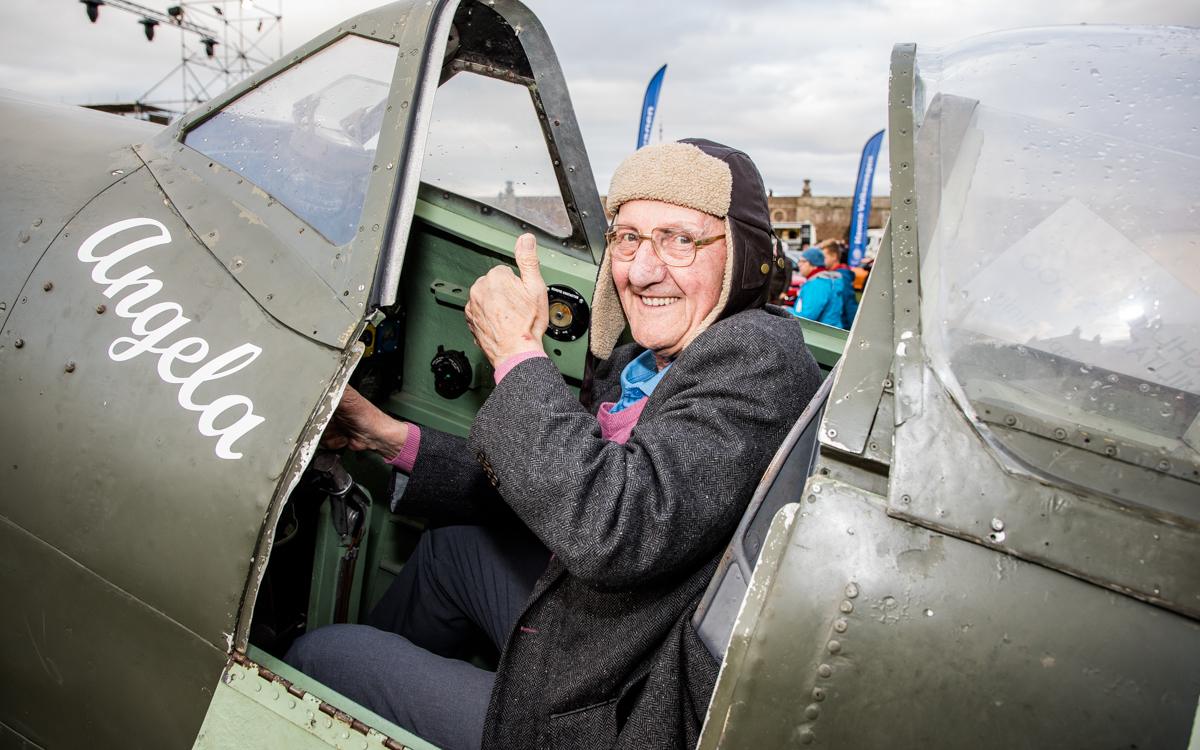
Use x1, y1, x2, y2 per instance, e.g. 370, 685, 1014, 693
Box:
304, 451, 369, 624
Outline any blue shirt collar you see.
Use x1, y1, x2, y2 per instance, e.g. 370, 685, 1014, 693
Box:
612, 348, 671, 413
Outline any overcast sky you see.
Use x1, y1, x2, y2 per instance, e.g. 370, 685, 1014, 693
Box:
1, 0, 1196, 196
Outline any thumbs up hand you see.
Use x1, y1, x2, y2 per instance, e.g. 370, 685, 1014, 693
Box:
465, 233, 549, 368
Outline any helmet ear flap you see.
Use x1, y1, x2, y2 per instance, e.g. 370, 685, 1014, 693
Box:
587, 247, 626, 359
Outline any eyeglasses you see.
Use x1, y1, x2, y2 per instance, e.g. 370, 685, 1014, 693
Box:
604, 225, 725, 268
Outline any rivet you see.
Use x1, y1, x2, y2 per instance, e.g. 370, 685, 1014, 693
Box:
812, 686, 826, 701
798, 728, 815, 745
1156, 459, 1170, 472
844, 583, 859, 599
96, 304, 106, 314
42, 281, 53, 292
805, 704, 821, 720
900, 494, 911, 504
817, 663, 832, 678
826, 427, 838, 438
760, 263, 770, 274
1053, 427, 1067, 440
839, 600, 853, 614
14, 338, 24, 348
1003, 414, 1017, 427
64, 361, 76, 373
827, 640, 842, 654
991, 518, 1005, 532
1104, 445, 1117, 457
833, 618, 848, 633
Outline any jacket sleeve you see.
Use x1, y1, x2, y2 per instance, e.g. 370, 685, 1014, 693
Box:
468, 318, 816, 590
394, 425, 511, 526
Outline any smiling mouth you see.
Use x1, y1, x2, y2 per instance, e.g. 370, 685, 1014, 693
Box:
639, 295, 680, 307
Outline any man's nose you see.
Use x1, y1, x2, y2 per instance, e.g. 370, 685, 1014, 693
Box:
626, 239, 667, 286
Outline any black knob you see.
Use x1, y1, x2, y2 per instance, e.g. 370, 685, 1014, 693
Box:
430, 345, 473, 399
546, 284, 590, 342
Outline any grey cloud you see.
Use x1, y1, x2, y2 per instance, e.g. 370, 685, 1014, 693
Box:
2, 0, 1197, 197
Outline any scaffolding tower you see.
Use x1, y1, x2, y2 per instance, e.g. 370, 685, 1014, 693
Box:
79, 0, 283, 118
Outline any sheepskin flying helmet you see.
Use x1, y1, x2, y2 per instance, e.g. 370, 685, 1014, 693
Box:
589, 138, 777, 359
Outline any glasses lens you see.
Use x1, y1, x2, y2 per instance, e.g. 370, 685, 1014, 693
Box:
653, 229, 697, 266
606, 228, 641, 259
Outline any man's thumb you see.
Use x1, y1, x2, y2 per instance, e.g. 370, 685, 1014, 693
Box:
514, 233, 544, 290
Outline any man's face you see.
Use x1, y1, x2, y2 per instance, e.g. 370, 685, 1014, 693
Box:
823, 249, 839, 268
610, 200, 727, 363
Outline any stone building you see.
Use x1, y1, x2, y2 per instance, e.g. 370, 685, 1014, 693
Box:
768, 178, 891, 251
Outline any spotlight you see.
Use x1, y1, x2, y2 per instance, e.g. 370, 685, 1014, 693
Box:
139, 17, 158, 41
80, 0, 103, 23
167, 5, 183, 22
202, 37, 218, 58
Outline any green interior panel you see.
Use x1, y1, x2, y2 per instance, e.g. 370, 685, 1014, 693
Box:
385, 198, 599, 437
796, 318, 848, 372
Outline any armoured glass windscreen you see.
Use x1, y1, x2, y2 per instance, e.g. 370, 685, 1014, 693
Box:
185, 35, 398, 245
421, 71, 571, 237
913, 27, 1200, 501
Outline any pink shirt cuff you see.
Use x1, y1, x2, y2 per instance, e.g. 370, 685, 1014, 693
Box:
386, 424, 421, 474
494, 350, 549, 384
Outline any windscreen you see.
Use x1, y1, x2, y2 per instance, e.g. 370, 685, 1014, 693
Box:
186, 35, 399, 245
421, 70, 571, 237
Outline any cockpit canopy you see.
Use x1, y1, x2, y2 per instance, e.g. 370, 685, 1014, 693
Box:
914, 26, 1200, 516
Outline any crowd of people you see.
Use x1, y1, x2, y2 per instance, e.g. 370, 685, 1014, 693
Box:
773, 238, 870, 330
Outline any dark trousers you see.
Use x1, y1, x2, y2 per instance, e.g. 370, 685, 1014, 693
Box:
285, 525, 549, 750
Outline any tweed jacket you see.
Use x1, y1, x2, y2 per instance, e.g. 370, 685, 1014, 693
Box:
399, 306, 820, 749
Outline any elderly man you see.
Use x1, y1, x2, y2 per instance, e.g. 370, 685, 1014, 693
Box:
287, 139, 820, 749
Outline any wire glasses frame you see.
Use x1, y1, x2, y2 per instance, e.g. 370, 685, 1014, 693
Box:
603, 225, 726, 268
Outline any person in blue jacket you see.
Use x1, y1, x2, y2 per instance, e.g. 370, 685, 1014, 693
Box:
791, 248, 848, 328
823, 240, 859, 326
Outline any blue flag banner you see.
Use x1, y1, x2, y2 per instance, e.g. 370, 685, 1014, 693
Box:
848, 129, 885, 267
637, 64, 668, 149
